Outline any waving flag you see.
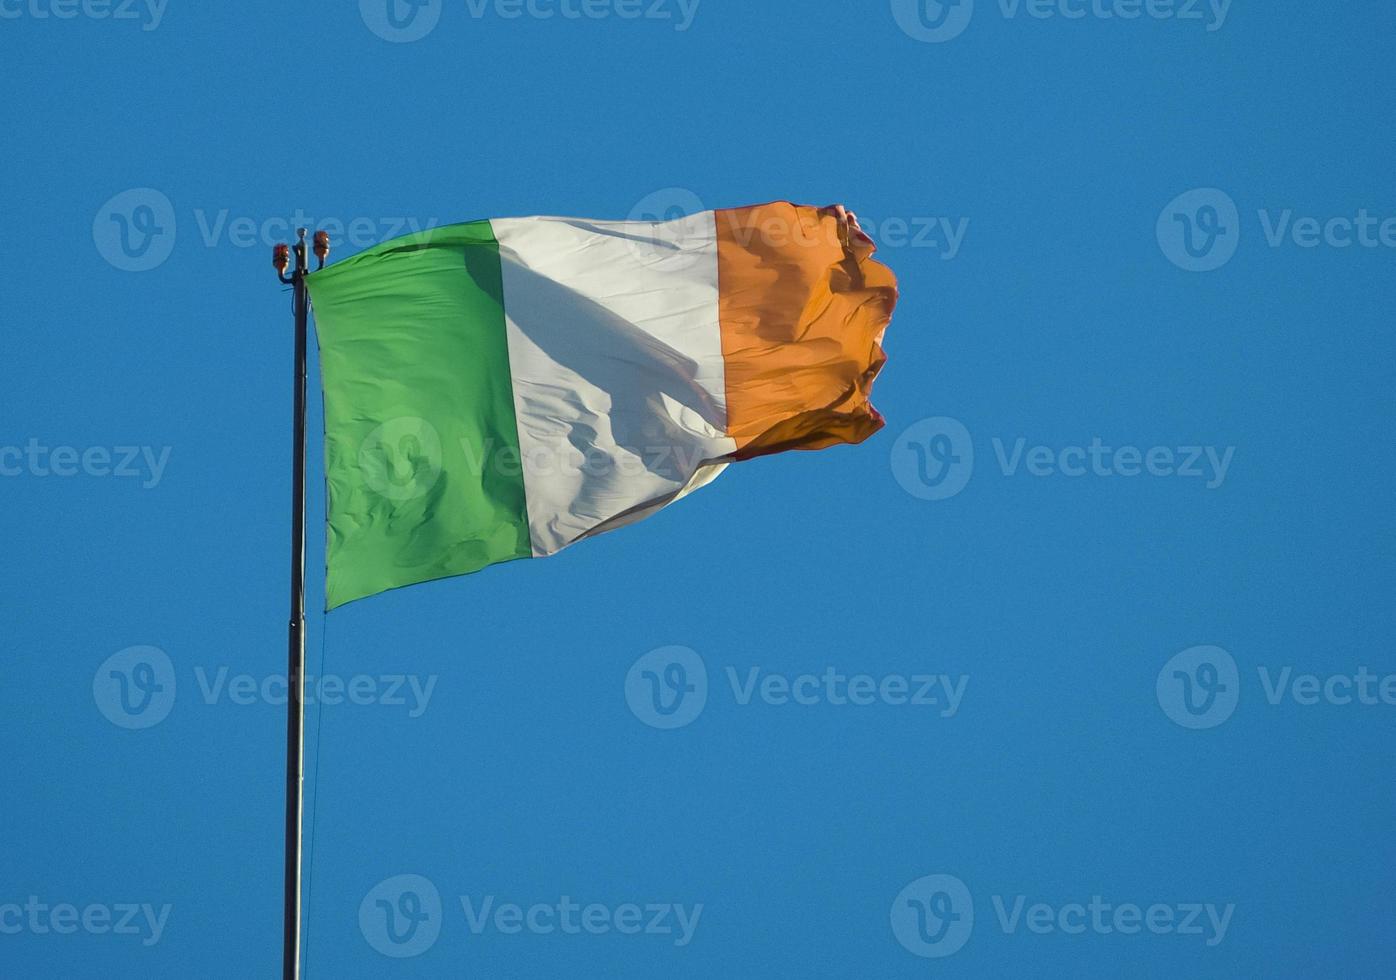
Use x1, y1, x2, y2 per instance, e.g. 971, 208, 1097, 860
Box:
307, 202, 897, 608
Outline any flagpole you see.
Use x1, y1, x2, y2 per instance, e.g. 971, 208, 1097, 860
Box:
274, 228, 329, 980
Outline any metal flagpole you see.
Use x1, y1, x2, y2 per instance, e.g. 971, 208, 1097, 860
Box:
274, 228, 329, 980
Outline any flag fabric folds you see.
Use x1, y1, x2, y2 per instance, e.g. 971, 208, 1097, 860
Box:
306, 202, 898, 608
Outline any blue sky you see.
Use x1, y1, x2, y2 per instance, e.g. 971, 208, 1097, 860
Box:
2, 1, 1394, 976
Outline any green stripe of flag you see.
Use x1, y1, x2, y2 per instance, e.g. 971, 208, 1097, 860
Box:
307, 221, 531, 609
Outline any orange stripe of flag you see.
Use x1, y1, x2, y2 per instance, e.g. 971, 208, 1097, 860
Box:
715, 202, 898, 459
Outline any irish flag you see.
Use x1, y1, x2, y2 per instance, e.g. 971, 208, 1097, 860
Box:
307, 202, 898, 608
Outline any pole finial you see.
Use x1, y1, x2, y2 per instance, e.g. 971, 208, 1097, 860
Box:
291, 228, 310, 277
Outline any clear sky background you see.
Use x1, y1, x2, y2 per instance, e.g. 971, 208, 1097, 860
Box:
3, 1, 1394, 977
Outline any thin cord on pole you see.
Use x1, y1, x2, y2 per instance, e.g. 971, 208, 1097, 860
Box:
301, 610, 330, 978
